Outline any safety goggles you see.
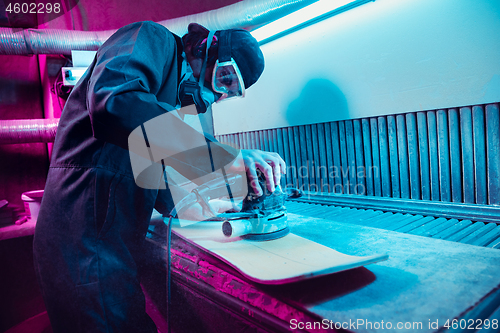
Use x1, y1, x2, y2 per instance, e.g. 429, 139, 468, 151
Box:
212, 59, 245, 102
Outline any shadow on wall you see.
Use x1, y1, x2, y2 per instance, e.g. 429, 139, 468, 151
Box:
286, 78, 349, 126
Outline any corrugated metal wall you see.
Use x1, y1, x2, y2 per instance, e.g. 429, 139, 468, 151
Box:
217, 103, 500, 206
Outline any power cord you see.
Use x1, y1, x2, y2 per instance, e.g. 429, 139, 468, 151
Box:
166, 214, 173, 333
163, 159, 174, 333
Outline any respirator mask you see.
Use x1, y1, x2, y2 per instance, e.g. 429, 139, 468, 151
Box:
178, 31, 220, 114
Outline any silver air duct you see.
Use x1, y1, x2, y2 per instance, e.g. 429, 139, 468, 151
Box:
0, 0, 318, 55
0, 119, 59, 144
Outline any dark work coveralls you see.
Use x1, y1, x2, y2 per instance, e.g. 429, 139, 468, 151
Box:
33, 21, 237, 332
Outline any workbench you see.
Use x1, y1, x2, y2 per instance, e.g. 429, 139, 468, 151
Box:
0, 220, 37, 241
143, 213, 500, 333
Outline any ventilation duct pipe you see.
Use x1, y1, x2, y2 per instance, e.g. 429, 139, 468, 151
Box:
1, 0, 319, 144
0, 0, 318, 55
0, 119, 59, 144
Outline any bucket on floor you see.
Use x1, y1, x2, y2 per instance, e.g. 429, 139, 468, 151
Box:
21, 190, 44, 220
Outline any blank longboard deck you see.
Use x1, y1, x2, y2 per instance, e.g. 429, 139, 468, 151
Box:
171, 219, 389, 284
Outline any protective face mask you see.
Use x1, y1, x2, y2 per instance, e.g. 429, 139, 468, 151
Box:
177, 56, 219, 114
200, 82, 217, 105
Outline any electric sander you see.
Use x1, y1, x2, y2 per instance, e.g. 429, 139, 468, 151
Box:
172, 172, 301, 241
219, 172, 292, 241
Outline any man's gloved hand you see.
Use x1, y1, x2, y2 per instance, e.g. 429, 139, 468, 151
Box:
236, 149, 286, 196
181, 199, 240, 221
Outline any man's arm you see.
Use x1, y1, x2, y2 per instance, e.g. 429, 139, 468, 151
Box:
87, 21, 239, 181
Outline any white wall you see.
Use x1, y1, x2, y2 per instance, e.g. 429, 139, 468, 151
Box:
213, 0, 500, 135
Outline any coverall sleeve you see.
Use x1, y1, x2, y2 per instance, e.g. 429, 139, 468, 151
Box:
87, 21, 239, 181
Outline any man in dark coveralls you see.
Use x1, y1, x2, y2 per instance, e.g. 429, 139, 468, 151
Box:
33, 21, 285, 332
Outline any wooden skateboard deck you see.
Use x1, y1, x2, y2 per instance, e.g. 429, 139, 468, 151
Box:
171, 219, 389, 284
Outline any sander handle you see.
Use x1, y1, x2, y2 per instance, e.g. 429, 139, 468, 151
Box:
170, 173, 245, 218
193, 173, 244, 200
